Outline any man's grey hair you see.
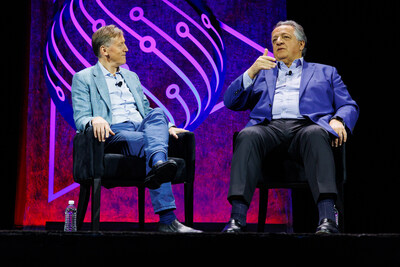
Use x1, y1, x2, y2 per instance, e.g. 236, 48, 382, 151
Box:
274, 20, 307, 56
92, 25, 124, 58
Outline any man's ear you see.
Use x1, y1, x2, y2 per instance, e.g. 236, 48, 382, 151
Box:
299, 40, 305, 51
100, 45, 108, 58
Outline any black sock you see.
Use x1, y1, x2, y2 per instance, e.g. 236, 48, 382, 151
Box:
158, 209, 176, 225
231, 199, 249, 226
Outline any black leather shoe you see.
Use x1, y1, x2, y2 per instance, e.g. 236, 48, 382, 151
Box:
316, 218, 339, 234
222, 218, 246, 233
144, 160, 177, 189
158, 219, 202, 233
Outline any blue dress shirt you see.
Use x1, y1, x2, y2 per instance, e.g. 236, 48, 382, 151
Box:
99, 62, 143, 124
243, 57, 304, 120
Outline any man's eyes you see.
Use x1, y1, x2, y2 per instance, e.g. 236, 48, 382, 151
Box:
272, 35, 291, 43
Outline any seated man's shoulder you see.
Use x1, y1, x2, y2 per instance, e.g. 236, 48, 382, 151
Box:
307, 62, 339, 77
121, 67, 140, 80
74, 65, 96, 78
308, 61, 335, 70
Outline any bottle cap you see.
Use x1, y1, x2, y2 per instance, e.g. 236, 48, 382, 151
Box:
68, 200, 74, 205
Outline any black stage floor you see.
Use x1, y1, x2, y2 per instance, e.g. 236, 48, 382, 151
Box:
1, 223, 399, 266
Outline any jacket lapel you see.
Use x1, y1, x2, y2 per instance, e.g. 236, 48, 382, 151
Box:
265, 67, 278, 102
299, 60, 315, 98
92, 62, 112, 111
120, 68, 145, 117
264, 60, 314, 102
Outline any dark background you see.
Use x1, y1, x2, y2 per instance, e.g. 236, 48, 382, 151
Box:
286, 0, 400, 233
2, 0, 399, 233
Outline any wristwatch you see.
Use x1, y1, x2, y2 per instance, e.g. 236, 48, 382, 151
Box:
330, 116, 345, 127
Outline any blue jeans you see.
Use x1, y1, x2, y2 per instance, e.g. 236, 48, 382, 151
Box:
104, 108, 176, 213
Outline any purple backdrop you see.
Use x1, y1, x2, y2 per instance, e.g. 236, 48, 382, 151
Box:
18, 0, 289, 227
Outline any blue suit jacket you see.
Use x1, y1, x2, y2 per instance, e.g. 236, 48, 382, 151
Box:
71, 62, 153, 132
223, 60, 359, 136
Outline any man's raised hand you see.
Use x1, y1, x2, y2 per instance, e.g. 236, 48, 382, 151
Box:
247, 49, 277, 79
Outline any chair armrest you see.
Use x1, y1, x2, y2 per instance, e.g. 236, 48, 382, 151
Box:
73, 128, 196, 183
168, 131, 195, 183
341, 142, 347, 183
73, 126, 105, 183
332, 142, 347, 184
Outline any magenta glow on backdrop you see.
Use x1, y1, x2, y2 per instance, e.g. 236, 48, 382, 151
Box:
19, 0, 289, 227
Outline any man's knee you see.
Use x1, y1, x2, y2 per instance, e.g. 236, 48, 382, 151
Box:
236, 126, 264, 145
146, 108, 168, 124
301, 124, 330, 143
152, 107, 164, 115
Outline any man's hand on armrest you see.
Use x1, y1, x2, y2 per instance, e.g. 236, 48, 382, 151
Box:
91, 117, 115, 142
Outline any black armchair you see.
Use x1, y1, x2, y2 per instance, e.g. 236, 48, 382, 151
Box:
233, 132, 347, 233
73, 126, 195, 231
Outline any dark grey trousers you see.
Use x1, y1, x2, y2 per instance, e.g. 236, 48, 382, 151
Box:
228, 119, 337, 205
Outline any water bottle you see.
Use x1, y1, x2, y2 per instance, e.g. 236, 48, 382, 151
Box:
64, 200, 77, 232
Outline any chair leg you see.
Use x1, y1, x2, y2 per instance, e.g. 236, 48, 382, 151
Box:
77, 183, 90, 230
184, 182, 194, 227
138, 185, 145, 230
258, 187, 268, 232
91, 178, 101, 231
336, 182, 345, 232
138, 186, 146, 231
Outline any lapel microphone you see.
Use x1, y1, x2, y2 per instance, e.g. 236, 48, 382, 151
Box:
115, 81, 123, 87
285, 70, 293, 76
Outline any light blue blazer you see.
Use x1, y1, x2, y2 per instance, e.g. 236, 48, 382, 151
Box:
71, 62, 153, 132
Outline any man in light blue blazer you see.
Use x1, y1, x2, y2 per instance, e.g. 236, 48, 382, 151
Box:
71, 25, 201, 233
222, 20, 359, 233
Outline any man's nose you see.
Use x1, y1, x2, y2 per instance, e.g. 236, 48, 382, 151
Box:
276, 37, 284, 44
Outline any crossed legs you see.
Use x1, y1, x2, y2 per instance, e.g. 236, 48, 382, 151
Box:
104, 108, 176, 213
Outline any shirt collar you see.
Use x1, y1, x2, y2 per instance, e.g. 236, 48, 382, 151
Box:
278, 57, 303, 70
98, 61, 121, 78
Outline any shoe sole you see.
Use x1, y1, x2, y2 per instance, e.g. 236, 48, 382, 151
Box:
144, 161, 177, 189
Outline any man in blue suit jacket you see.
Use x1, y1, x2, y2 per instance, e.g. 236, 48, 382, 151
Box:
71, 25, 201, 233
222, 20, 359, 233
